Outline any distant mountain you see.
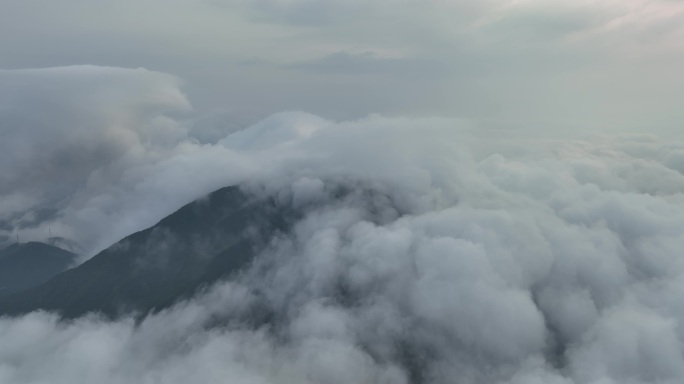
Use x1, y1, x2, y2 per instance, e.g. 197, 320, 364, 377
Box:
0, 242, 77, 296
46, 237, 83, 255
0, 186, 290, 319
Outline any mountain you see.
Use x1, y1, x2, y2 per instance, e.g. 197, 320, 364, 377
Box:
0, 242, 77, 296
46, 236, 83, 254
0, 186, 290, 319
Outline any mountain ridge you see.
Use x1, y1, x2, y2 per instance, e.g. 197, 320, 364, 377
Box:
0, 185, 291, 319
0, 241, 78, 296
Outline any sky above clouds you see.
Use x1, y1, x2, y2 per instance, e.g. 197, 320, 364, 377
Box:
2, 0, 684, 128
2, 1, 684, 383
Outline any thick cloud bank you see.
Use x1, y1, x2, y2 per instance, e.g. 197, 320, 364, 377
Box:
0, 66, 192, 252
2, 66, 684, 383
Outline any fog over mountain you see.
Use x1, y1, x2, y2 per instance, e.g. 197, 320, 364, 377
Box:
1, 64, 683, 384
2, 1, 684, 383
0, 242, 77, 296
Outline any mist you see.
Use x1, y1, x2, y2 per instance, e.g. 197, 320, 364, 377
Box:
2, 0, 684, 382
1, 63, 684, 383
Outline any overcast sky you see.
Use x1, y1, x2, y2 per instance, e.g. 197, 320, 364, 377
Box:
2, 0, 684, 130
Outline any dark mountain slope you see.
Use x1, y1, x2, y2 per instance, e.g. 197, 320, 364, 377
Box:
0, 186, 289, 319
0, 242, 77, 296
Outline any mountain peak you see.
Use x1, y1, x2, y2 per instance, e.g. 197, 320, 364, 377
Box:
0, 185, 289, 319
0, 241, 78, 296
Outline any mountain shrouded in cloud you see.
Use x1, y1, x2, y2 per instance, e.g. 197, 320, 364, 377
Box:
1, 64, 684, 383
0, 242, 77, 296
0, 186, 289, 318
2, 0, 684, 382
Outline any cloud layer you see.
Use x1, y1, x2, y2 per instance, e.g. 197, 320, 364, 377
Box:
2, 65, 684, 383
3, 0, 684, 125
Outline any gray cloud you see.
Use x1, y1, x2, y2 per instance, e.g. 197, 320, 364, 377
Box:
0, 66, 194, 251
3, 0, 684, 124
2, 1, 684, 381
285, 51, 451, 77
2, 63, 684, 383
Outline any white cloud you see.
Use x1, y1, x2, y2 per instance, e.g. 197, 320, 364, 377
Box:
4, 63, 684, 383
2, 119, 684, 382
2, 0, 684, 377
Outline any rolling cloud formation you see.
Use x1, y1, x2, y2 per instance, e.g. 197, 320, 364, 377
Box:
1, 66, 684, 383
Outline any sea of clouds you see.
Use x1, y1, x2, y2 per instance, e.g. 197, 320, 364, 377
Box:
1, 66, 684, 383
